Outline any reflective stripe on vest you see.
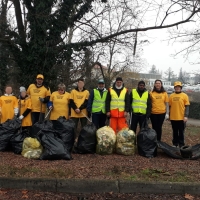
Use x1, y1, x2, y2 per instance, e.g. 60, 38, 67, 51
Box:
92, 89, 107, 113
132, 89, 148, 114
110, 87, 127, 111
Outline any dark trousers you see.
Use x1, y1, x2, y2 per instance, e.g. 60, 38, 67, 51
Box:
171, 120, 185, 147
92, 113, 107, 129
31, 112, 45, 125
71, 117, 87, 138
131, 113, 146, 134
150, 113, 165, 141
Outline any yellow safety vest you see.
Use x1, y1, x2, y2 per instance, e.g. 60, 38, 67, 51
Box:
131, 89, 148, 114
92, 89, 107, 113
110, 87, 126, 111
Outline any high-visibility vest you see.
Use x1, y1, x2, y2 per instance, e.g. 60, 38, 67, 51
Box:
110, 87, 127, 111
131, 89, 148, 114
92, 89, 107, 113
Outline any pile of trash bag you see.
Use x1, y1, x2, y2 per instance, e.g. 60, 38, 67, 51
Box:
54, 117, 75, 152
137, 120, 157, 158
76, 123, 97, 154
157, 141, 200, 160
10, 129, 30, 154
38, 129, 72, 160
116, 128, 136, 156
31, 120, 53, 138
96, 126, 116, 155
22, 137, 43, 159
0, 119, 21, 151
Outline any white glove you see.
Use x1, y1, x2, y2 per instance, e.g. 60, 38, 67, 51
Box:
14, 108, 19, 116
49, 106, 53, 110
19, 115, 24, 120
165, 114, 169, 120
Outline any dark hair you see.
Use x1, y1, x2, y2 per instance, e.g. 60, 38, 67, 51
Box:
152, 79, 166, 92
78, 78, 84, 82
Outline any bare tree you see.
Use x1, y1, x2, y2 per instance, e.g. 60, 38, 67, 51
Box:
0, 0, 200, 88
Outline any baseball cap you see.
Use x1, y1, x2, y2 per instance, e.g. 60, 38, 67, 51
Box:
98, 79, 105, 84
174, 81, 182, 87
36, 74, 44, 79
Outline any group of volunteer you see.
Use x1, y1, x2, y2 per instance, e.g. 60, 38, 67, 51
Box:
0, 74, 190, 148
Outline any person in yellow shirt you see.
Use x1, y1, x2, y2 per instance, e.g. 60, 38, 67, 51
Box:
169, 81, 190, 148
150, 80, 169, 141
27, 74, 51, 125
18, 87, 32, 132
69, 78, 89, 138
0, 86, 18, 123
48, 83, 70, 127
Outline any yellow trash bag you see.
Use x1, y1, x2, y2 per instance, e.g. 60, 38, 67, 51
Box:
21, 137, 43, 159
116, 128, 136, 156
96, 126, 116, 155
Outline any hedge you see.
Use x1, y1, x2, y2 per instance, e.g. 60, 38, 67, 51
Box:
189, 102, 200, 120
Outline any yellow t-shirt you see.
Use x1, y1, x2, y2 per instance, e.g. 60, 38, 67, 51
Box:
70, 89, 89, 118
150, 91, 169, 114
27, 84, 51, 113
50, 91, 70, 120
18, 97, 32, 127
0, 95, 18, 123
169, 92, 190, 120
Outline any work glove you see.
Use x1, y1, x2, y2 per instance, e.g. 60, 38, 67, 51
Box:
48, 106, 53, 110
19, 115, 24, 120
39, 97, 44, 102
14, 108, 19, 116
165, 114, 169, 120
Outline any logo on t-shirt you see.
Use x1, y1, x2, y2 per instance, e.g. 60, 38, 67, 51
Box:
57, 96, 63, 99
4, 99, 12, 104
77, 95, 83, 99
33, 89, 41, 93
155, 95, 162, 99
173, 97, 180, 101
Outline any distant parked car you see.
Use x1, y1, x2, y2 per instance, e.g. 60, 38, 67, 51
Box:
166, 87, 174, 94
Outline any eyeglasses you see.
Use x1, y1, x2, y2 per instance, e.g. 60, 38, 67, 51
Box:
58, 88, 64, 91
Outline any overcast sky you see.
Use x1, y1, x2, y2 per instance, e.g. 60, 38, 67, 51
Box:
141, 27, 199, 77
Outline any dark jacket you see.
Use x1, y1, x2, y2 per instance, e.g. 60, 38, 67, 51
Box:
105, 83, 130, 113
129, 87, 151, 117
87, 88, 107, 114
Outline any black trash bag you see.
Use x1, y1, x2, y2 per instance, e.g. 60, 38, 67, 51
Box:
158, 141, 200, 160
38, 129, 72, 160
0, 119, 21, 151
10, 129, 30, 154
76, 123, 97, 154
31, 120, 53, 139
157, 141, 182, 159
53, 117, 75, 152
137, 119, 157, 158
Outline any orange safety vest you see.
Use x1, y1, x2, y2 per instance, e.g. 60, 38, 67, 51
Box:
109, 87, 127, 118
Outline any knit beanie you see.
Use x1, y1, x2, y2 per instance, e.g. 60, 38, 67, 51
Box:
138, 80, 145, 86
19, 86, 26, 93
116, 77, 123, 82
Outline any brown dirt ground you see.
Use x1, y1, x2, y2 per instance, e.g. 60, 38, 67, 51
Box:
0, 121, 200, 199
0, 121, 200, 182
